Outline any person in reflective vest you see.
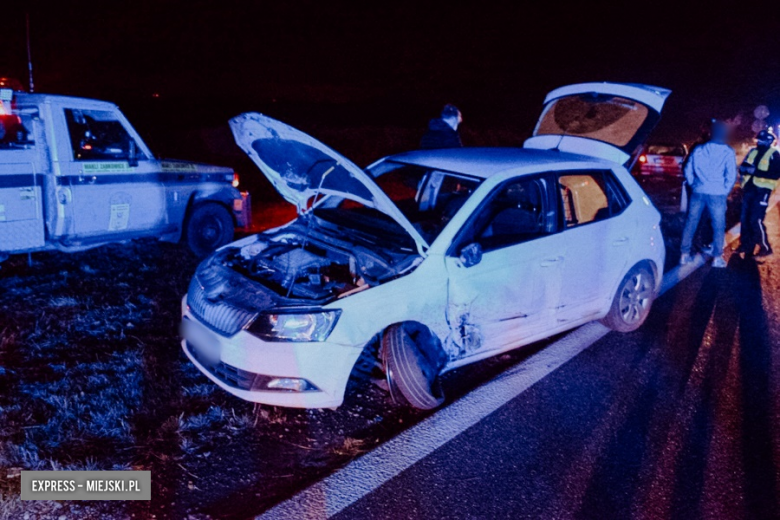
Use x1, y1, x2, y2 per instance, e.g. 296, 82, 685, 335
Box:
736, 129, 780, 257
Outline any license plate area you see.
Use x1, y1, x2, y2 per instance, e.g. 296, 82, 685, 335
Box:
182, 317, 222, 366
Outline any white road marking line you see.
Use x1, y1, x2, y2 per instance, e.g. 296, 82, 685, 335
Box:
660, 255, 705, 295
259, 204, 765, 520
259, 322, 611, 520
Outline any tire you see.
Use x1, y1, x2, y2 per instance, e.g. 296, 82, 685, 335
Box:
185, 203, 234, 257
381, 323, 445, 410
601, 265, 655, 332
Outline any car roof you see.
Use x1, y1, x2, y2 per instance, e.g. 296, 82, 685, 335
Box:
383, 147, 611, 178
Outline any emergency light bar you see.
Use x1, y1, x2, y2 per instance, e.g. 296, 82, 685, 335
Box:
0, 88, 12, 116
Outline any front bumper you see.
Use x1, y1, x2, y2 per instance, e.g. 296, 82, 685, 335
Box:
180, 297, 362, 408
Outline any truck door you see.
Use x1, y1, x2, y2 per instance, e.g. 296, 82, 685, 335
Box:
0, 103, 46, 253
51, 104, 167, 242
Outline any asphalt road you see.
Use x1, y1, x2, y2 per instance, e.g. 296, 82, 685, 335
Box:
325, 206, 780, 520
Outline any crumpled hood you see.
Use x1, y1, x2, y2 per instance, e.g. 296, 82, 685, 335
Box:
229, 112, 428, 254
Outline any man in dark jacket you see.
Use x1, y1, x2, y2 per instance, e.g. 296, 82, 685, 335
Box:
737, 129, 780, 257
420, 104, 463, 150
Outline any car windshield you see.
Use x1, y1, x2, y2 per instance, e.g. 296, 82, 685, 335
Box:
312, 161, 482, 247
534, 94, 650, 147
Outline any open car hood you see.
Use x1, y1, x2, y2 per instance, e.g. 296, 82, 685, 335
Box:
230, 112, 428, 253
523, 82, 671, 165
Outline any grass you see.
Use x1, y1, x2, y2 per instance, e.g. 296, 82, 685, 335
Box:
0, 237, 414, 518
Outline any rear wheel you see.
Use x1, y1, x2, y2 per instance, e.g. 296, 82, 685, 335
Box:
381, 324, 445, 410
185, 203, 234, 257
601, 265, 655, 332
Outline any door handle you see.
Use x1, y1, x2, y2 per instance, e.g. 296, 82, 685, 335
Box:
540, 256, 562, 267
612, 237, 629, 246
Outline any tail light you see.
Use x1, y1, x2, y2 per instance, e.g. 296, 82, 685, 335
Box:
232, 172, 240, 188
638, 155, 647, 163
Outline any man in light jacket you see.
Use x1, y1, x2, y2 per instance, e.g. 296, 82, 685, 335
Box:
680, 120, 737, 268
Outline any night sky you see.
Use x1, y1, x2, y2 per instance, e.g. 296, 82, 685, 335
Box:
3, 1, 780, 179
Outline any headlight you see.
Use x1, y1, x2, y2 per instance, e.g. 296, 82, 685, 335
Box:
246, 310, 341, 342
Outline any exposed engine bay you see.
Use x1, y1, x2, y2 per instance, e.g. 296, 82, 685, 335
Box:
217, 222, 421, 302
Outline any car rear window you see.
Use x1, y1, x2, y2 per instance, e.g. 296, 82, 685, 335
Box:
535, 94, 650, 147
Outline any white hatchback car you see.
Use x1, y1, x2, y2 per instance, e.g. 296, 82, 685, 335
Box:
181, 82, 668, 409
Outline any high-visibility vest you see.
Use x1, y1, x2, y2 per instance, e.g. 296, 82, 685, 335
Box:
742, 147, 779, 190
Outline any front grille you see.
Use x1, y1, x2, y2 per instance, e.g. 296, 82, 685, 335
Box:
187, 276, 256, 337
185, 341, 271, 391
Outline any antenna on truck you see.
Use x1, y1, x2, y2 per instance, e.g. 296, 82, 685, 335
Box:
26, 12, 34, 92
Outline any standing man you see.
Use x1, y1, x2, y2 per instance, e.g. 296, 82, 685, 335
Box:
736, 129, 780, 258
420, 104, 463, 150
680, 120, 737, 268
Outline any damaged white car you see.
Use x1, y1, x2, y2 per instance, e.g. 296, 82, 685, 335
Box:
181, 82, 668, 409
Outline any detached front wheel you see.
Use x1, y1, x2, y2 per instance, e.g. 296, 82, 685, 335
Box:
601, 265, 655, 332
185, 203, 234, 257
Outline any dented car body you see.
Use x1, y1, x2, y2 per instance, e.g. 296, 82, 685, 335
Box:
181, 83, 669, 409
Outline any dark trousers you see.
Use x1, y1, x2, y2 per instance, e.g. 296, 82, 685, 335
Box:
740, 185, 772, 253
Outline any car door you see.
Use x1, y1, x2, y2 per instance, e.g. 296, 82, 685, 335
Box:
443, 173, 568, 363
555, 169, 633, 323
52, 104, 167, 241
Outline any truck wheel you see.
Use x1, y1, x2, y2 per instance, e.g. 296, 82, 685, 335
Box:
601, 265, 655, 332
185, 203, 234, 257
381, 323, 445, 410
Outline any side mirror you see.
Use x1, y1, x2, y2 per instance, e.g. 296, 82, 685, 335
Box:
459, 242, 482, 268
128, 140, 139, 167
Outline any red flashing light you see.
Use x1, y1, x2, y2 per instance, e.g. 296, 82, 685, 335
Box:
232, 172, 240, 188
82, 144, 93, 150
0, 78, 24, 91
639, 155, 647, 163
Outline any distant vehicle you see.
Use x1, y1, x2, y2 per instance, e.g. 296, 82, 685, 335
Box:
181, 82, 668, 410
0, 88, 250, 264
636, 143, 688, 176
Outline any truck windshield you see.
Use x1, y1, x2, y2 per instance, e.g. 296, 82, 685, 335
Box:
65, 109, 141, 161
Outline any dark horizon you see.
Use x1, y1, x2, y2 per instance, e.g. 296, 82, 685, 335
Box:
3, 1, 779, 161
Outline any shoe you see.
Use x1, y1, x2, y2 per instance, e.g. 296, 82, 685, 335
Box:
755, 247, 773, 258
712, 256, 727, 268
680, 253, 694, 265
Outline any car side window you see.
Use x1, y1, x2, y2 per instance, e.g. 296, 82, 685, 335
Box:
64, 109, 140, 162
455, 175, 556, 253
557, 170, 628, 228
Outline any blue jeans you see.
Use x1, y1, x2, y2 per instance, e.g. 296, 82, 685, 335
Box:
681, 192, 727, 255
